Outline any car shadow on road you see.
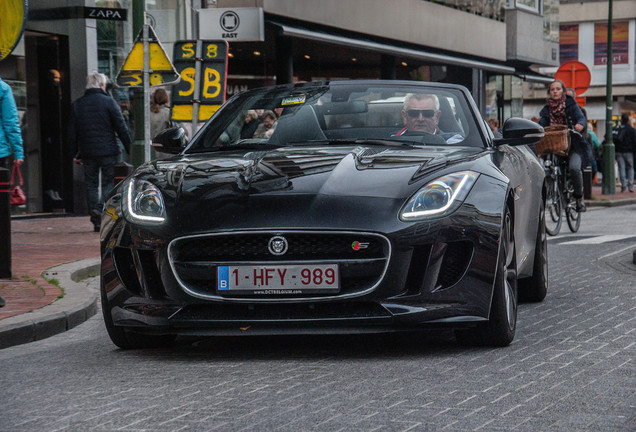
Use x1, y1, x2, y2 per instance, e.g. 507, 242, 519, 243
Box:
126, 330, 492, 361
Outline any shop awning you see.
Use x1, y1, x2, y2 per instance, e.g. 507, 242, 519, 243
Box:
273, 23, 516, 75
514, 69, 554, 84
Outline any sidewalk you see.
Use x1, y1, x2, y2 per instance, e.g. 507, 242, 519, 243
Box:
587, 182, 636, 206
0, 215, 100, 348
0, 184, 635, 349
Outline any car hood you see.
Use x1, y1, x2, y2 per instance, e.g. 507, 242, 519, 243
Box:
132, 144, 487, 231
142, 144, 484, 199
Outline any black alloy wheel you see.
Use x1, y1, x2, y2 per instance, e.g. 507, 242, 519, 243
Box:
456, 207, 518, 346
101, 285, 176, 349
519, 199, 548, 302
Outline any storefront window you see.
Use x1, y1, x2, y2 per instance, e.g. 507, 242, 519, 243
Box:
95, 1, 189, 147
542, 0, 559, 43
428, 0, 505, 21
485, 75, 502, 123
5, 79, 26, 111
513, 0, 541, 13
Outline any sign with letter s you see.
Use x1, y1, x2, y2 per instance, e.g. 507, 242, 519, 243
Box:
171, 40, 229, 122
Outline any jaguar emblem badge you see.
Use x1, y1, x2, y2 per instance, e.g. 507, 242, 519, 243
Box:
268, 235, 288, 256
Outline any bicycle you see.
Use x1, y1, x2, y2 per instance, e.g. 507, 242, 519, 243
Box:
542, 129, 582, 236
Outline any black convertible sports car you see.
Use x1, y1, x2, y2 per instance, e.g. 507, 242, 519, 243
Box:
100, 80, 547, 349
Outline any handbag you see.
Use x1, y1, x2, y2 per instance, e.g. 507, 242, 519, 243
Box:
10, 163, 26, 206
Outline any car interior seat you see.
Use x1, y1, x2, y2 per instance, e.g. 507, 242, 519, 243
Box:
268, 104, 327, 145
437, 96, 463, 134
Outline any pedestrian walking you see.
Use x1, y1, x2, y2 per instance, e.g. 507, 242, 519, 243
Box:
1, 74, 25, 307
612, 113, 635, 192
68, 72, 132, 231
150, 87, 172, 139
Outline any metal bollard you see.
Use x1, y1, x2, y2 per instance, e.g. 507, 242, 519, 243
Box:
0, 168, 11, 278
583, 167, 593, 200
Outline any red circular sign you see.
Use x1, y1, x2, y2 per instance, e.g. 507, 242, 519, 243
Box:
555, 61, 591, 96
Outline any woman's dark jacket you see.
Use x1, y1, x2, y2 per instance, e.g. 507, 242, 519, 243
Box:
539, 95, 593, 166
68, 88, 132, 158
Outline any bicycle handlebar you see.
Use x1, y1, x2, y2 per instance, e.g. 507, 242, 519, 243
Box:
568, 128, 583, 138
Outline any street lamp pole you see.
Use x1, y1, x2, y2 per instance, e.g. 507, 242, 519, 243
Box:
132, 0, 146, 168
602, 0, 615, 195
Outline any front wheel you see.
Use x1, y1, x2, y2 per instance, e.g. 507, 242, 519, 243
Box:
544, 174, 562, 236
565, 181, 581, 233
456, 207, 517, 346
519, 199, 548, 302
101, 284, 175, 350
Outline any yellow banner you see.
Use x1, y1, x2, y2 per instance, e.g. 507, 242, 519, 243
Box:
171, 104, 221, 122
0, 0, 26, 61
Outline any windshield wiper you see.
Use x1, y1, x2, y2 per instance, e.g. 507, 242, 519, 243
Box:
187, 142, 283, 153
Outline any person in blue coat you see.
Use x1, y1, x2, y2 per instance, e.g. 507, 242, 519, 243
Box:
539, 79, 591, 212
68, 72, 131, 231
0, 75, 24, 170
0, 75, 25, 308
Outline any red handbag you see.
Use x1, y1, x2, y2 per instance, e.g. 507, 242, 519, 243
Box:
10, 163, 26, 206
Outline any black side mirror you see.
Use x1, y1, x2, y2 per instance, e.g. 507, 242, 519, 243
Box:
493, 118, 544, 146
151, 126, 187, 154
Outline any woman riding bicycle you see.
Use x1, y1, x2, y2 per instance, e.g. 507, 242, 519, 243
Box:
539, 79, 592, 212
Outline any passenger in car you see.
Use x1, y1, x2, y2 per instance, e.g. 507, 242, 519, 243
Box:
240, 110, 261, 139
394, 93, 463, 143
252, 110, 277, 138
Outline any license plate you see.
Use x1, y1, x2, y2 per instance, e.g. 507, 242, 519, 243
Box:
217, 264, 340, 295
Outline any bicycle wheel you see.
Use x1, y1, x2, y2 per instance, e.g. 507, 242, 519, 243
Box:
565, 179, 581, 233
544, 173, 562, 236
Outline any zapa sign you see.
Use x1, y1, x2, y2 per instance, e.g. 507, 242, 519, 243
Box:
84, 7, 127, 21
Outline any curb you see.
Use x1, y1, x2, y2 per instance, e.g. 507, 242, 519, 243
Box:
0, 258, 100, 349
587, 197, 636, 207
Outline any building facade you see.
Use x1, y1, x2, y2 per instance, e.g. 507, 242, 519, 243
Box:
524, 0, 636, 140
1, 0, 557, 215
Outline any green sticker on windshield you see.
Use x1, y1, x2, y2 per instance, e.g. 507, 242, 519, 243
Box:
281, 95, 306, 106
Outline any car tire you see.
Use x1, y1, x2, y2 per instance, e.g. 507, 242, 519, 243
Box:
456, 207, 517, 347
101, 288, 175, 349
519, 199, 548, 302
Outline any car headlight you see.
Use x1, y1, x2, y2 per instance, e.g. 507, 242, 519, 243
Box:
122, 178, 166, 225
400, 171, 479, 221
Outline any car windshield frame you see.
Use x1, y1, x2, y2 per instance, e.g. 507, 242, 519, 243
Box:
184, 80, 487, 154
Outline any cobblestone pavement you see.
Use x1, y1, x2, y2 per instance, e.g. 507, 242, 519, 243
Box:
0, 206, 634, 432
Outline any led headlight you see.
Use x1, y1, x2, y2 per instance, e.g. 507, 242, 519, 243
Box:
122, 178, 166, 225
400, 171, 479, 221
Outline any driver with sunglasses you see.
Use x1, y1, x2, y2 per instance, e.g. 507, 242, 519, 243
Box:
394, 93, 463, 144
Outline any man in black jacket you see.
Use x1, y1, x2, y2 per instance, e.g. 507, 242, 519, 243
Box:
69, 72, 132, 231
613, 113, 635, 192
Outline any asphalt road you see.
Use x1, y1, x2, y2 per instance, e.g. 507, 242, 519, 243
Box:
1, 205, 635, 432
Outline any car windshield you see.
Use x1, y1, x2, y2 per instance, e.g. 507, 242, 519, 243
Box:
185, 81, 485, 153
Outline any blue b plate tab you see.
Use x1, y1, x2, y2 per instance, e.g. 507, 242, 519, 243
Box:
217, 265, 230, 290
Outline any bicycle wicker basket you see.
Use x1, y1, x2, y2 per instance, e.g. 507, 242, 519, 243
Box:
535, 124, 569, 155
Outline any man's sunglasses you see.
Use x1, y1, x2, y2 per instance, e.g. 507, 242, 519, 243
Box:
406, 109, 436, 118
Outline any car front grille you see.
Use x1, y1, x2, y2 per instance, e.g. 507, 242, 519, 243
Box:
168, 231, 391, 300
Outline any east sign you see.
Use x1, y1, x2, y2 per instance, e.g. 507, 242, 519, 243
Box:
198, 8, 264, 42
